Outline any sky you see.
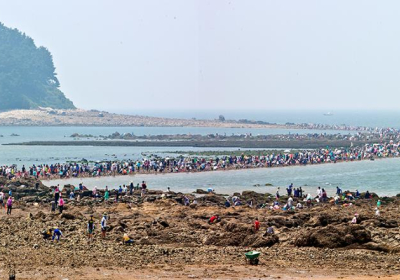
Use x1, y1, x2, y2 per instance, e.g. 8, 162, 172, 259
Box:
1, 0, 400, 113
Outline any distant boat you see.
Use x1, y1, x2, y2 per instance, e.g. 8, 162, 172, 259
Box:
323, 112, 333, 116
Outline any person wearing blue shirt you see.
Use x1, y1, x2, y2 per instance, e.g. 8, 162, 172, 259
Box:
52, 227, 63, 241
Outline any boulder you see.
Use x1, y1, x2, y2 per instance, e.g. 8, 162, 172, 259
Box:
294, 224, 371, 248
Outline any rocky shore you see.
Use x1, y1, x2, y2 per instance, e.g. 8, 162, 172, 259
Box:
0, 177, 399, 278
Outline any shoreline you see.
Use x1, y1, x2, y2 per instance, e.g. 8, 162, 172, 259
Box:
40, 157, 400, 198
39, 154, 396, 183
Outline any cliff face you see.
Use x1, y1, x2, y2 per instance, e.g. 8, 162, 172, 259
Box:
0, 23, 75, 110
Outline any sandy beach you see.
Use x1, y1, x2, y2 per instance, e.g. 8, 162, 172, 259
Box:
0, 109, 283, 128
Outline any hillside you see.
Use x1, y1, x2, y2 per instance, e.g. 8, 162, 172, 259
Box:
0, 22, 75, 110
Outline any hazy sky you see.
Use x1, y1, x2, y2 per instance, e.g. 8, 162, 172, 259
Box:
1, 0, 399, 112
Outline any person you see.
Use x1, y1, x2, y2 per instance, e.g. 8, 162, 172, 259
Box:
254, 218, 260, 231
287, 183, 293, 196
52, 227, 63, 241
375, 207, 380, 217
365, 191, 371, 199
336, 186, 342, 196
87, 215, 95, 242
334, 195, 340, 205
116, 190, 120, 202
316, 187, 322, 199
298, 187, 303, 198
377, 200, 381, 208
129, 182, 134, 195
123, 233, 134, 245
276, 187, 280, 199
58, 196, 64, 213
69, 191, 75, 200
141, 181, 147, 197
54, 185, 60, 206
42, 228, 53, 240
306, 198, 312, 208
351, 213, 358, 224
355, 189, 360, 198
321, 188, 327, 202
101, 213, 107, 239
224, 199, 231, 208
51, 201, 56, 212
296, 202, 303, 209
287, 196, 293, 208
104, 189, 109, 201
183, 195, 190, 206
294, 188, 299, 198
264, 223, 274, 235
6, 196, 12, 215
209, 214, 220, 224
0, 191, 4, 207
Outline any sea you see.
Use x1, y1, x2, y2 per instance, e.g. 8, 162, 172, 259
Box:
2, 109, 400, 196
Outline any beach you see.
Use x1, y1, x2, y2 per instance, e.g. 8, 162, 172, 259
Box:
1, 116, 400, 279
0, 176, 400, 279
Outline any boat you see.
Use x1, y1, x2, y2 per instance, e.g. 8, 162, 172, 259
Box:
323, 112, 333, 116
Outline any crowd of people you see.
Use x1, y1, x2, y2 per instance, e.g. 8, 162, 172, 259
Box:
0, 173, 382, 246
1, 141, 400, 181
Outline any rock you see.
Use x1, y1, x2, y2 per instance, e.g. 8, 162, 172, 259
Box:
194, 189, 208, 194
158, 220, 169, 227
294, 224, 371, 248
61, 213, 76, 220
243, 234, 279, 247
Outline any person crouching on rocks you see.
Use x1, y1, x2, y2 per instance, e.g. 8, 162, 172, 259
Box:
123, 233, 134, 245
209, 214, 220, 224
264, 223, 274, 236
87, 215, 95, 242
42, 228, 53, 241
52, 227, 63, 241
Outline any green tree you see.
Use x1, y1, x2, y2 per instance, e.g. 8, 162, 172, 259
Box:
0, 22, 75, 110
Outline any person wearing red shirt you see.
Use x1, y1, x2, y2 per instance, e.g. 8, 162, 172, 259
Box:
254, 218, 260, 231
209, 215, 219, 224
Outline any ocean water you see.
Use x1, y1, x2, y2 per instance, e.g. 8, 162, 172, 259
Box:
43, 157, 400, 197
0, 125, 348, 167
120, 109, 400, 128
2, 110, 400, 196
